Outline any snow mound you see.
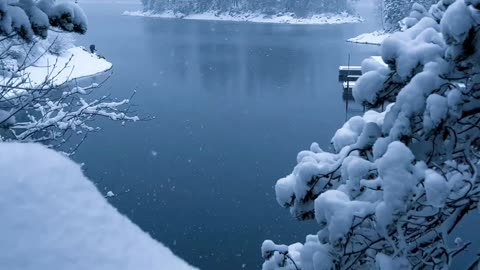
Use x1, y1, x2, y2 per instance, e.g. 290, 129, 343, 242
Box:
0, 142, 197, 270
123, 10, 363, 25
347, 31, 390, 45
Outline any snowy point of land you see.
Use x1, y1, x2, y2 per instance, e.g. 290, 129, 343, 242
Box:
347, 30, 390, 45
23, 46, 113, 87
123, 10, 363, 25
0, 47, 112, 100
0, 142, 197, 270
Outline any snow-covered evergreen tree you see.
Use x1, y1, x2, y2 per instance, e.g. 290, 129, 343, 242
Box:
263, 0, 480, 269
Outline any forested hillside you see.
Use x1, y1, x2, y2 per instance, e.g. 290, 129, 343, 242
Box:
383, 0, 437, 30
141, 0, 351, 16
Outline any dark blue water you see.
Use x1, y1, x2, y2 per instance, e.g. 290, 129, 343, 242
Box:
74, 3, 380, 269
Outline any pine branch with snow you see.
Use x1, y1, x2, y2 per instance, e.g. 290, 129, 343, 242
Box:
263, 0, 480, 269
0, 0, 87, 41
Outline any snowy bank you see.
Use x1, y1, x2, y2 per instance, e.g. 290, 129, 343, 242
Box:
0, 142, 197, 270
347, 31, 390, 45
123, 10, 363, 25
23, 46, 112, 87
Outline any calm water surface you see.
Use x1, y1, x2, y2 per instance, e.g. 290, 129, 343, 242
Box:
74, 3, 380, 269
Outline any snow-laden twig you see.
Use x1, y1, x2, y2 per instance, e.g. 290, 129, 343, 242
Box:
0, 36, 138, 154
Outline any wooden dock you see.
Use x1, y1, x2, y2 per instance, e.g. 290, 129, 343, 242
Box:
338, 56, 389, 121
339, 65, 363, 121
338, 56, 386, 91
339, 66, 361, 92
338, 66, 361, 82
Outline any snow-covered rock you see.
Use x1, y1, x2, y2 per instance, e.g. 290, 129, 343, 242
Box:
0, 142, 197, 270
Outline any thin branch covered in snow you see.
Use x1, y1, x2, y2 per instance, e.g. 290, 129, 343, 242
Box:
0, 1, 138, 154
0, 55, 139, 153
264, 1, 480, 269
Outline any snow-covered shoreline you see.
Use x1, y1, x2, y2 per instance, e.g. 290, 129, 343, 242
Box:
123, 10, 363, 25
24, 46, 113, 87
347, 31, 390, 45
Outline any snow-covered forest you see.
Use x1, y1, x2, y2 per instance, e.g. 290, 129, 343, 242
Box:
141, 0, 350, 16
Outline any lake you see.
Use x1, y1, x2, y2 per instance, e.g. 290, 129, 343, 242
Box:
74, 2, 380, 269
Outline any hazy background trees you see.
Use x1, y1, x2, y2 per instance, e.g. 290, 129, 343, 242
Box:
383, 0, 437, 30
140, 0, 442, 27
141, 0, 351, 16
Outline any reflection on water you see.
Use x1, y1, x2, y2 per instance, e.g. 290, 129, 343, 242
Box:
75, 3, 380, 269
142, 19, 358, 97
341, 89, 364, 121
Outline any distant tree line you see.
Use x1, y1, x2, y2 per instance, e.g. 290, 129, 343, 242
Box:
383, 0, 437, 30
141, 0, 351, 16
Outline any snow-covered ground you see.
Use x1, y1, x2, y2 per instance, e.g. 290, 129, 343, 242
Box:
0, 142, 197, 270
123, 10, 363, 25
347, 31, 390, 45
23, 46, 113, 87
0, 47, 112, 100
